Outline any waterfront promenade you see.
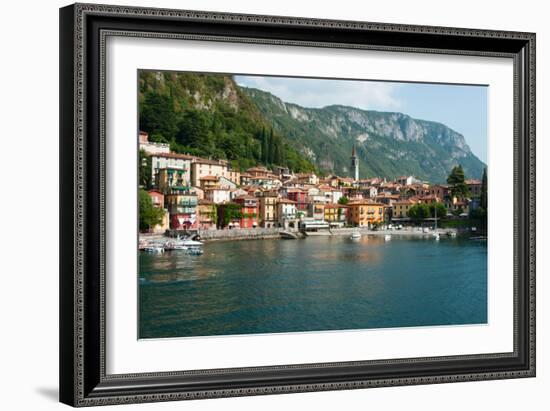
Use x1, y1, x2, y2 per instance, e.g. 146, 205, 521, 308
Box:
140, 225, 458, 243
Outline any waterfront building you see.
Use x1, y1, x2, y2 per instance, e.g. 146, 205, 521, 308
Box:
216, 203, 243, 229
150, 153, 193, 188
197, 199, 217, 230
258, 191, 279, 228
277, 198, 298, 229
299, 218, 330, 233
147, 189, 164, 208
234, 196, 259, 228
191, 158, 240, 187
347, 201, 386, 227
204, 187, 231, 204
446, 197, 470, 216
146, 189, 169, 233
286, 188, 308, 211
392, 199, 417, 219
324, 204, 348, 227
350, 146, 359, 181
139, 131, 170, 155
429, 184, 450, 201
157, 167, 190, 194
465, 179, 482, 197
309, 202, 325, 221
165, 188, 198, 230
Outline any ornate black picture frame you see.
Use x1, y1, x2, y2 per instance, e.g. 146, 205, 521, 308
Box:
59, 3, 535, 407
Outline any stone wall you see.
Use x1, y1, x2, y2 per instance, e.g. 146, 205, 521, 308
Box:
197, 227, 283, 241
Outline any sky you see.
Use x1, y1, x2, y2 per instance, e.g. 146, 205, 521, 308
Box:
235, 75, 488, 163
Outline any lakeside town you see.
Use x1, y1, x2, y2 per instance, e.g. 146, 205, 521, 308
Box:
138, 130, 487, 244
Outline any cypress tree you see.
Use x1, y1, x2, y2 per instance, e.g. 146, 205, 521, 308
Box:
480, 167, 488, 209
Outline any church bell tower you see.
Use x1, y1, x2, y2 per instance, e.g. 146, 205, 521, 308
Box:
351, 145, 359, 181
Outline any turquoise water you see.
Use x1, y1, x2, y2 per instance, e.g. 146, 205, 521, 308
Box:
139, 235, 487, 339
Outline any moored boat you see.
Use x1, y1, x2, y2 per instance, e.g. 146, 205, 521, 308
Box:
350, 232, 361, 240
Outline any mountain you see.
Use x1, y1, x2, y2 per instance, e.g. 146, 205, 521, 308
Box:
138, 71, 316, 173
138, 71, 486, 183
242, 87, 486, 183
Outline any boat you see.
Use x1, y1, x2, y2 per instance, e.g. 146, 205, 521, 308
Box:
384, 234, 391, 242
432, 205, 440, 241
350, 232, 361, 240
143, 244, 164, 253
446, 230, 457, 237
164, 238, 204, 251
181, 239, 204, 247
186, 247, 204, 255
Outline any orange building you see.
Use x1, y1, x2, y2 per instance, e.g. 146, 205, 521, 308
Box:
347, 201, 386, 227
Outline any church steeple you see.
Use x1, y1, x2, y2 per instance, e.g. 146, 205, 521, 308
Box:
350, 145, 359, 181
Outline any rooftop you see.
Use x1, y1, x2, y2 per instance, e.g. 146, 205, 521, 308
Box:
150, 152, 195, 160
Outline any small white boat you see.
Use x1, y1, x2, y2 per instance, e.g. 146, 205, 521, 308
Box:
432, 232, 440, 241
165, 238, 204, 251
350, 232, 361, 240
144, 244, 164, 253
384, 234, 392, 242
446, 231, 457, 237
181, 239, 204, 247
186, 247, 204, 255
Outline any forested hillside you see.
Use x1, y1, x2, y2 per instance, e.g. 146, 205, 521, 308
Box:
139, 71, 316, 173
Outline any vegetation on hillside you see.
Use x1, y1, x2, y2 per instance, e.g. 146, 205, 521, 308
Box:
139, 189, 164, 231
243, 87, 487, 183
138, 71, 316, 173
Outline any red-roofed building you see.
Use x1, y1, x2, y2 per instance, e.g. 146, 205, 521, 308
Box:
234, 196, 259, 228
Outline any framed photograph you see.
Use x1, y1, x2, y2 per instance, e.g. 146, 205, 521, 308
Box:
59, 3, 535, 407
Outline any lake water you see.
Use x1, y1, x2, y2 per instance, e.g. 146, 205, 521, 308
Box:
139, 235, 487, 339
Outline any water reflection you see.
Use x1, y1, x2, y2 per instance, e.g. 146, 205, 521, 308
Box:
139, 236, 487, 338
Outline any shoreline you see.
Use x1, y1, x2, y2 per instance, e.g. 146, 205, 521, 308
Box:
141, 226, 465, 243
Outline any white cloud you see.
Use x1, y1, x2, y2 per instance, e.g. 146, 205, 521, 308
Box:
235, 75, 402, 111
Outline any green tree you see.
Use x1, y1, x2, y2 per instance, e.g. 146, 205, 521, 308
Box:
176, 109, 212, 153
429, 202, 447, 219
447, 165, 468, 198
408, 203, 430, 222
140, 92, 178, 142
480, 167, 488, 209
139, 189, 164, 232
139, 150, 151, 188
338, 196, 349, 205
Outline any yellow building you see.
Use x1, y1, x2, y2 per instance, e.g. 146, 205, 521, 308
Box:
324, 204, 348, 226
347, 201, 386, 227
197, 199, 217, 230
157, 167, 189, 193
258, 192, 278, 228
190, 159, 240, 187
392, 199, 417, 218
